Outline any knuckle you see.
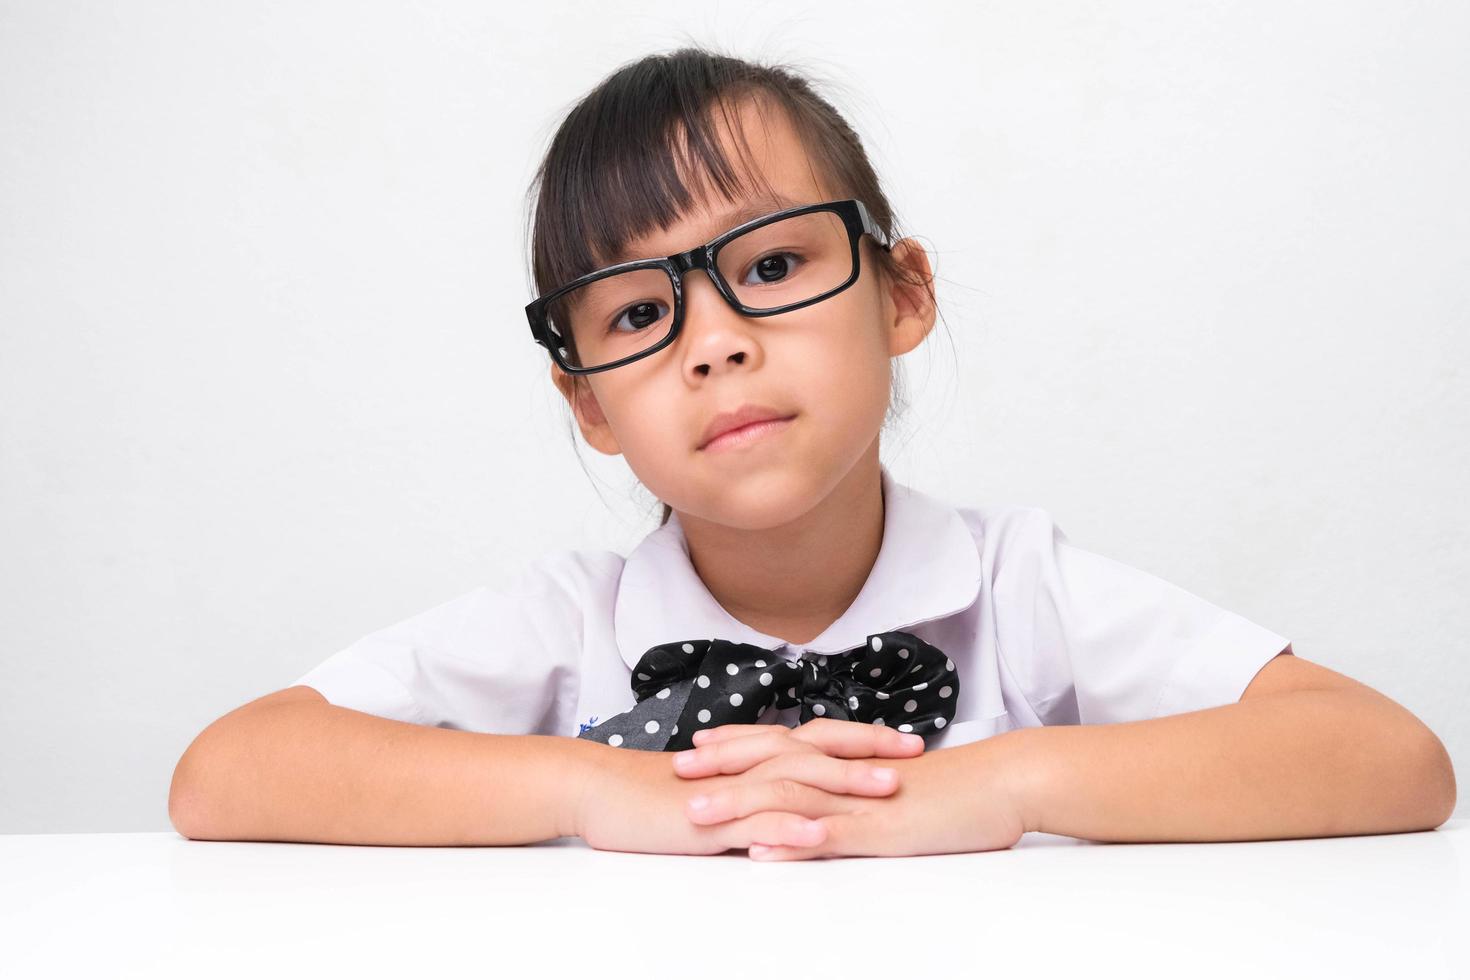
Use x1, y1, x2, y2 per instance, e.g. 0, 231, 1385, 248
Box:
705, 824, 745, 854
818, 814, 848, 850
761, 727, 795, 748
771, 777, 808, 808
754, 753, 805, 784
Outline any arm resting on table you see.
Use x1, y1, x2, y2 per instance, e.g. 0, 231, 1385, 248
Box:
168, 685, 607, 846
1001, 653, 1457, 843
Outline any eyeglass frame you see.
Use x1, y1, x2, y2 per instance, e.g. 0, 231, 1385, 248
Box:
524, 197, 892, 376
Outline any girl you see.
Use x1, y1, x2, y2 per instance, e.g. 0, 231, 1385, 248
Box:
174, 46, 1454, 858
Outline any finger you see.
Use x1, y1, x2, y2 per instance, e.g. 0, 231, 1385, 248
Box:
690, 724, 770, 746
685, 759, 899, 825
676, 721, 926, 779
693, 719, 927, 758
748, 842, 820, 861
787, 717, 928, 759
714, 810, 829, 852
673, 728, 813, 778
750, 813, 859, 861
689, 718, 928, 758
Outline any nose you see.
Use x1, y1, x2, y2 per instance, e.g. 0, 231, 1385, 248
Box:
678, 268, 755, 376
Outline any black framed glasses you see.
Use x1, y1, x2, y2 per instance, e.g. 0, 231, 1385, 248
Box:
525, 198, 891, 375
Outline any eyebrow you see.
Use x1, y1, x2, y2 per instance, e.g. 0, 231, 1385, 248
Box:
606, 193, 807, 265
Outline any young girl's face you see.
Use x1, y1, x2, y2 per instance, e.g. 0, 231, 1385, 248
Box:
552, 98, 935, 531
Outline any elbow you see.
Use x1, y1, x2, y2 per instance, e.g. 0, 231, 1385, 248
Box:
1409, 725, 1457, 830
169, 746, 213, 840
168, 728, 226, 840
167, 696, 288, 840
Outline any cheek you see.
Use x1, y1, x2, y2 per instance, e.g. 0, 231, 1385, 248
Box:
595, 381, 681, 459
799, 310, 893, 410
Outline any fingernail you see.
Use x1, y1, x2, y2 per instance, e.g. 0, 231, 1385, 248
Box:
750, 844, 772, 858
688, 795, 709, 811
871, 767, 896, 783
902, 733, 924, 748
674, 750, 696, 768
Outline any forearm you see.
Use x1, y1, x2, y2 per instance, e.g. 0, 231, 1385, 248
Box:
1001, 689, 1457, 843
170, 697, 608, 846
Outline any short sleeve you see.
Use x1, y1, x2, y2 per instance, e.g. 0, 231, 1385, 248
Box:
992, 508, 1291, 726
289, 552, 600, 735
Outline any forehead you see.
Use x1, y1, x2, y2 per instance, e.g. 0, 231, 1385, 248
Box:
605, 98, 840, 266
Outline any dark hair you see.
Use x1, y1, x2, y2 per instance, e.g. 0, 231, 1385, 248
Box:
522, 43, 949, 528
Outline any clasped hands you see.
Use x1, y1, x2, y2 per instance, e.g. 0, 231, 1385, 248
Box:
666, 718, 1029, 860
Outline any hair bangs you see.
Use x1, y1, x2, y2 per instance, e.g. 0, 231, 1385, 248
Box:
528, 77, 796, 296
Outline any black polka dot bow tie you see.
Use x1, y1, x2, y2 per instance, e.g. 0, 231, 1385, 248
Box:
578, 630, 959, 752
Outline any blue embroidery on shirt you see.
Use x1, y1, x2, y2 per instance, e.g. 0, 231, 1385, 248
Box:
577, 715, 599, 735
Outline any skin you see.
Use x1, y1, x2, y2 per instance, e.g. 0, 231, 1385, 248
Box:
572, 720, 953, 857
657, 651, 1456, 860
553, 98, 1457, 860
550, 96, 936, 646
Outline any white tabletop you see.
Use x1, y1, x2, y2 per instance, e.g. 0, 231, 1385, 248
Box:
3, 820, 1466, 978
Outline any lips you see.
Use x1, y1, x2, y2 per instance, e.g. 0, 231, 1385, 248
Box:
698, 404, 797, 451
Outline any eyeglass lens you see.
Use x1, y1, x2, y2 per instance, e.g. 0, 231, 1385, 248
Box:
543, 209, 852, 371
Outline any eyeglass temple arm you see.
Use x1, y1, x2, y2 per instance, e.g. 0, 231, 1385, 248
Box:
854, 200, 892, 251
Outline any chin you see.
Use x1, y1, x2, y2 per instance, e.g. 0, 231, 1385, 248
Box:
674, 468, 830, 531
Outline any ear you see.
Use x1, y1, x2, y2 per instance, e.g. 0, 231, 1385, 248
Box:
549, 360, 623, 456
881, 238, 937, 358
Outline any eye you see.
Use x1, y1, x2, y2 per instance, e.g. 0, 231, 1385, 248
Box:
610, 299, 670, 334
741, 251, 804, 286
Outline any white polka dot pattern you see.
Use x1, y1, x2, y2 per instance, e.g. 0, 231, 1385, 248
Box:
576, 631, 960, 752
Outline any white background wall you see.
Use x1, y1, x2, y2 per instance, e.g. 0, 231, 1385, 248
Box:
1, 0, 1464, 833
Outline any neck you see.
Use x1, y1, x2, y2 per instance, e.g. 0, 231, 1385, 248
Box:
674, 449, 886, 646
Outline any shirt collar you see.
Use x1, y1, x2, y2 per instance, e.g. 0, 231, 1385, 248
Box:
613, 463, 982, 671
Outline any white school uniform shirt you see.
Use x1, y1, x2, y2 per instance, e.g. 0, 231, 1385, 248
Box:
290, 464, 1291, 749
